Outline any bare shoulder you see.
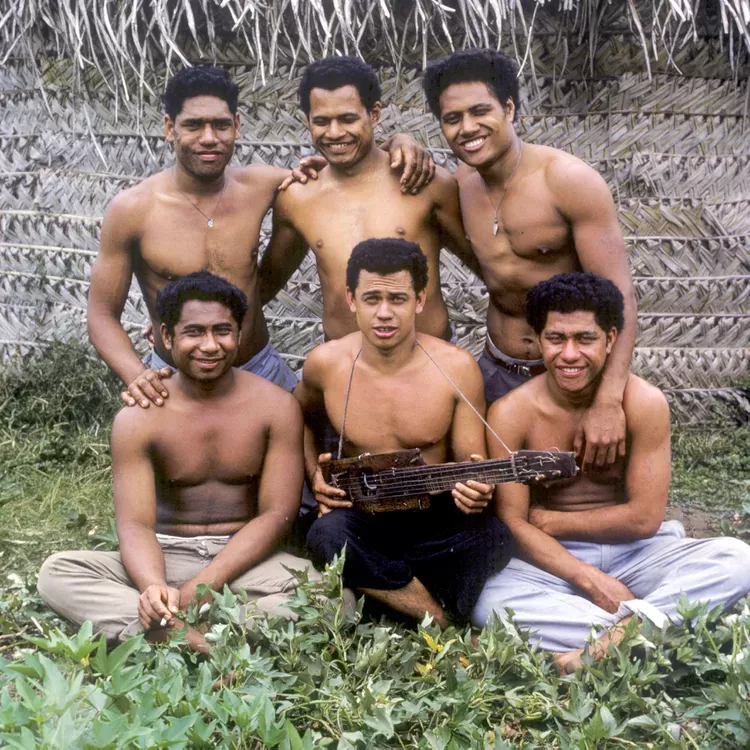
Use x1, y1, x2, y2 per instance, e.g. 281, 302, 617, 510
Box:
302, 334, 361, 387
487, 376, 539, 424
417, 335, 480, 382
111, 403, 158, 446
234, 164, 290, 194
104, 173, 162, 228
234, 369, 300, 416
539, 146, 610, 203
274, 170, 327, 212
623, 374, 670, 430
422, 164, 459, 202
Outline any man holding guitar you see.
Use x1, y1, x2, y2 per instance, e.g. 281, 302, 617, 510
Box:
295, 239, 513, 627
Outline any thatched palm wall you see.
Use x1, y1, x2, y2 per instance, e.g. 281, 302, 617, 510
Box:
1, 1, 748, 424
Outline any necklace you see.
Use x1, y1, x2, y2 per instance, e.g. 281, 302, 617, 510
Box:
481, 141, 524, 236
173, 167, 226, 228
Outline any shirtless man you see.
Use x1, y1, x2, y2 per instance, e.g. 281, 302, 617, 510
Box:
297, 239, 511, 626
88, 64, 431, 408
40, 272, 315, 651
472, 272, 750, 672
422, 50, 638, 469
259, 56, 477, 342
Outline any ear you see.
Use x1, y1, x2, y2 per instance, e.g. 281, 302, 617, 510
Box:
504, 97, 516, 123
415, 289, 427, 314
233, 112, 240, 137
346, 287, 357, 313
369, 101, 382, 127
605, 327, 618, 355
164, 115, 175, 143
160, 323, 173, 351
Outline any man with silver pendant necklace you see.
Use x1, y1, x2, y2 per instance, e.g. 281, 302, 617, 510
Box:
422, 50, 637, 472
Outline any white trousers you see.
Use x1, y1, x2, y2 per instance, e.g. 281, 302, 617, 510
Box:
472, 521, 750, 651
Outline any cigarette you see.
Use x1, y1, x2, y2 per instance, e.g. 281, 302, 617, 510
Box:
160, 617, 168, 627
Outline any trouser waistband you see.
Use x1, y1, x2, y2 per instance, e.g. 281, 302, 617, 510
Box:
484, 336, 546, 376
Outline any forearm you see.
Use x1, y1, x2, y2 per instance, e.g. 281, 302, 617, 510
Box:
596, 290, 637, 404
508, 519, 595, 589
303, 424, 323, 482
533, 503, 661, 543
187, 510, 292, 591
117, 523, 167, 592
88, 314, 147, 386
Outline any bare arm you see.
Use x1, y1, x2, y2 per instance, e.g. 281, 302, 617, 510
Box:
430, 169, 483, 277
550, 159, 637, 466
531, 381, 670, 543
111, 410, 164, 589
181, 394, 305, 601
294, 349, 351, 513
258, 191, 310, 305
487, 395, 633, 613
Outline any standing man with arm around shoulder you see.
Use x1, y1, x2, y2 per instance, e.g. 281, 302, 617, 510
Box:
87, 64, 428, 408
422, 50, 638, 470
471, 272, 750, 673
295, 239, 512, 628
41, 272, 316, 652
259, 56, 479, 343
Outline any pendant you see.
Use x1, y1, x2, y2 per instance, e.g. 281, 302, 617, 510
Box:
492, 217, 499, 236
207, 218, 214, 228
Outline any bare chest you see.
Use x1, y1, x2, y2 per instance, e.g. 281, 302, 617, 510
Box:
151, 410, 267, 487
325, 368, 456, 458
460, 178, 578, 292
293, 183, 435, 270
137, 196, 264, 286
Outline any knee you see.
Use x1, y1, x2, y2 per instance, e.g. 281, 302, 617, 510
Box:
712, 538, 750, 595
37, 551, 76, 604
306, 511, 355, 561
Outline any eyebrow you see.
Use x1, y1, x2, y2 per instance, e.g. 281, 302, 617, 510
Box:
181, 117, 234, 125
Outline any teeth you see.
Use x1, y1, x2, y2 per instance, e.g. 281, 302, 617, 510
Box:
463, 137, 486, 148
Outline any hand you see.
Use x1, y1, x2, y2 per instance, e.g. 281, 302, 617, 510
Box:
452, 454, 493, 515
121, 367, 173, 408
581, 568, 634, 614
138, 583, 180, 629
311, 453, 352, 517
383, 134, 436, 194
143, 322, 154, 346
177, 581, 212, 612
575, 401, 627, 469
277, 155, 329, 191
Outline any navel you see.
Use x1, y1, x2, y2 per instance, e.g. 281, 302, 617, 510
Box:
395, 227, 406, 236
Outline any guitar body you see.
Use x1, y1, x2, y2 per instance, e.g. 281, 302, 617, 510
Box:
323, 449, 430, 513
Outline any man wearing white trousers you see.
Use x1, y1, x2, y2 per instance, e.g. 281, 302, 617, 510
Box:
473, 271, 750, 673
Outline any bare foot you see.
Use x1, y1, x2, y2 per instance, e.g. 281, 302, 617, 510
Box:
553, 648, 584, 675
146, 618, 209, 654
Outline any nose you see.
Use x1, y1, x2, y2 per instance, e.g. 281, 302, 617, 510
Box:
375, 299, 393, 319
326, 120, 345, 139
199, 124, 218, 145
459, 113, 480, 137
200, 331, 220, 352
560, 338, 579, 361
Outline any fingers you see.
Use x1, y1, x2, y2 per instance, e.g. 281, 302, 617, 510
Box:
573, 427, 584, 460
126, 370, 170, 408
158, 367, 174, 380
277, 174, 295, 192
121, 390, 137, 407
452, 481, 491, 514
469, 453, 484, 462
390, 147, 403, 169
617, 438, 627, 459
407, 150, 433, 194
399, 148, 419, 193
316, 495, 353, 510
167, 587, 180, 615
317, 452, 332, 465
139, 587, 171, 628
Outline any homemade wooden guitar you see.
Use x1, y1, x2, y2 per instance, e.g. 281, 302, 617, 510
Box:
322, 449, 578, 513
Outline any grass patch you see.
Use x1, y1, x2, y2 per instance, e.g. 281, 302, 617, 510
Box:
0, 344, 749, 747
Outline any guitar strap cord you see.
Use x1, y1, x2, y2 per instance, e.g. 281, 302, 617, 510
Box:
336, 341, 515, 465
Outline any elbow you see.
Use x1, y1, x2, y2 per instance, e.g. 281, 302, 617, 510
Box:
629, 512, 662, 541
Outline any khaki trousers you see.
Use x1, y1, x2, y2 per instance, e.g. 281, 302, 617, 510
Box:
38, 535, 319, 642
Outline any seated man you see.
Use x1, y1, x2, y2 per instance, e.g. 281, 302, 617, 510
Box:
297, 238, 512, 627
472, 272, 750, 672
39, 272, 315, 651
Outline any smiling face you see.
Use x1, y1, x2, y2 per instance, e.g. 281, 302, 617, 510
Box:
162, 299, 240, 382
437, 81, 515, 170
308, 85, 381, 169
539, 310, 616, 396
346, 270, 425, 351
165, 95, 239, 180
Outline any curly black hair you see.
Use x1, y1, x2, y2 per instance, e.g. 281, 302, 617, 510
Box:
346, 238, 429, 293
299, 56, 381, 116
422, 49, 519, 120
526, 272, 625, 335
156, 271, 248, 334
163, 65, 239, 120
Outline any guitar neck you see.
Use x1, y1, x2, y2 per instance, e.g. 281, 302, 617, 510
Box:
380, 457, 522, 497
